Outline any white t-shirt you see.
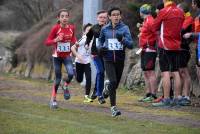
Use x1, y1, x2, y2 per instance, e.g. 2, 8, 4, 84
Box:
75, 35, 91, 64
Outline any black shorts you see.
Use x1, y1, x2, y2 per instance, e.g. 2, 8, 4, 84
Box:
141, 51, 157, 71
158, 48, 180, 72
179, 50, 190, 68
196, 48, 200, 67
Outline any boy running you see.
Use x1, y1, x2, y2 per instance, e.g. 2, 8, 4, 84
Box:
98, 7, 134, 117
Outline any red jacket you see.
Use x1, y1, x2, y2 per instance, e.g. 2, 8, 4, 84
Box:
181, 13, 194, 50
182, 14, 193, 30
139, 15, 157, 50
153, 2, 184, 50
45, 24, 77, 58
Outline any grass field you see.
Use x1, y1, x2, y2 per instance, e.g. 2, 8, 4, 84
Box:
0, 73, 200, 134
0, 97, 199, 134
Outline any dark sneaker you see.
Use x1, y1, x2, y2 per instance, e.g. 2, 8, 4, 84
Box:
180, 98, 191, 106
98, 96, 106, 104
173, 97, 191, 106
111, 106, 121, 117
152, 98, 172, 107
90, 89, 97, 100
63, 84, 70, 100
49, 100, 58, 109
103, 80, 110, 99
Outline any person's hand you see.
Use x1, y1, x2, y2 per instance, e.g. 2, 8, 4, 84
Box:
98, 45, 108, 55
76, 54, 84, 63
116, 33, 123, 42
136, 23, 142, 28
54, 33, 64, 42
84, 44, 89, 50
183, 33, 192, 39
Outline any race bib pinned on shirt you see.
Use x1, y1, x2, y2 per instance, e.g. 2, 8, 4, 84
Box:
57, 42, 70, 52
108, 38, 123, 50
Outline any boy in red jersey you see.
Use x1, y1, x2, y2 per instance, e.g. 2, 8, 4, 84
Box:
45, 9, 77, 109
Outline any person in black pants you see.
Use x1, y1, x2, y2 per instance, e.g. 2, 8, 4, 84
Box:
71, 23, 93, 103
98, 7, 134, 117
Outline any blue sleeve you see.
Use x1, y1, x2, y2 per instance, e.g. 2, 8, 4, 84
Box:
122, 26, 134, 49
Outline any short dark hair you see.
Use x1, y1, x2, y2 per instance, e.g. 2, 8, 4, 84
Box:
193, 0, 200, 8
156, 2, 164, 11
108, 7, 122, 16
97, 10, 107, 15
57, 9, 69, 17
83, 23, 92, 32
178, 2, 190, 13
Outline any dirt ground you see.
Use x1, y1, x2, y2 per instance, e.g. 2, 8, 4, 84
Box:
0, 74, 200, 128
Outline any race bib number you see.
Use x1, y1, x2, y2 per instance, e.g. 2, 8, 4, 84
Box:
57, 42, 70, 52
108, 39, 123, 50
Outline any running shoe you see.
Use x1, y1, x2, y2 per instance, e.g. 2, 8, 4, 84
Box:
179, 98, 191, 106
142, 96, 154, 103
63, 83, 70, 100
90, 89, 97, 100
111, 106, 121, 117
152, 98, 172, 107
98, 96, 106, 104
153, 96, 164, 103
172, 97, 191, 106
83, 95, 93, 103
102, 80, 110, 99
49, 100, 58, 109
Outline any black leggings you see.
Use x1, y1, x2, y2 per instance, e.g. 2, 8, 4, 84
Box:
75, 62, 91, 95
104, 60, 124, 107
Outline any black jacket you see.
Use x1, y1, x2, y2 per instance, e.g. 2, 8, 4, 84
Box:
85, 24, 103, 55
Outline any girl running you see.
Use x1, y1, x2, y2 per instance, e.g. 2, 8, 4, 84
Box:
71, 23, 93, 103
45, 9, 77, 109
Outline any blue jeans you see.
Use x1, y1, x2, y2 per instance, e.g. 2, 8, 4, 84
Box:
93, 56, 104, 96
53, 56, 74, 93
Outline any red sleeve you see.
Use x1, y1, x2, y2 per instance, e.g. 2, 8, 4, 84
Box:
44, 25, 58, 46
182, 17, 193, 30
70, 25, 77, 44
152, 10, 165, 32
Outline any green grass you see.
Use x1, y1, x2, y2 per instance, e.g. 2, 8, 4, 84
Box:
0, 97, 199, 134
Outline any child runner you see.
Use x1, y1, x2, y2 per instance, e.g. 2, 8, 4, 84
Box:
45, 9, 77, 109
85, 10, 108, 104
98, 7, 134, 117
71, 23, 93, 103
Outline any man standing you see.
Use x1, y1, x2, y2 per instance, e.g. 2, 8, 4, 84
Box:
152, 0, 184, 107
